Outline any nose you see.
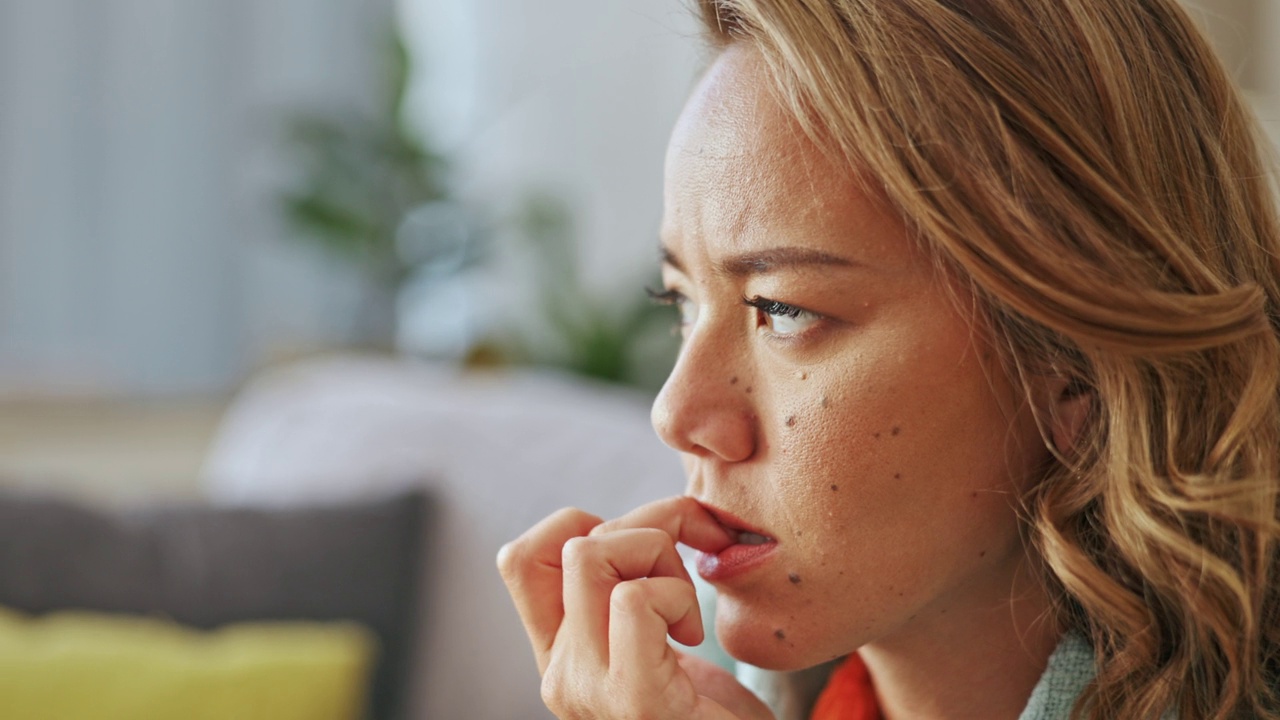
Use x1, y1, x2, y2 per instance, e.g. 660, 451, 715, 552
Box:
651, 326, 758, 463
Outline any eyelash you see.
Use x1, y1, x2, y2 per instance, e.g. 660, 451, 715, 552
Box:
742, 295, 805, 319
647, 287, 823, 340
646, 287, 684, 306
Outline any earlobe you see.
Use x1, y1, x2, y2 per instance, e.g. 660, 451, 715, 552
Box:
1048, 377, 1092, 457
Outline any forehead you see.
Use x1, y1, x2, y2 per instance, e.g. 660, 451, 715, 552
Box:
664, 46, 814, 235
665, 45, 792, 169
660, 45, 904, 268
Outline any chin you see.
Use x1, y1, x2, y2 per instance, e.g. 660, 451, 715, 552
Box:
713, 598, 825, 672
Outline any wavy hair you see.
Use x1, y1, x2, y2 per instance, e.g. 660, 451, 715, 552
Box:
693, 0, 1280, 717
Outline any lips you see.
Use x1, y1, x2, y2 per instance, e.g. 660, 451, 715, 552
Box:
695, 502, 779, 582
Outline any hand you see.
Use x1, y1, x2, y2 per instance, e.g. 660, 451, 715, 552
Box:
497, 496, 776, 720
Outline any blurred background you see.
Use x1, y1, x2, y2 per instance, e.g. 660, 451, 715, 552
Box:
0, 0, 706, 502
0, 1, 1275, 719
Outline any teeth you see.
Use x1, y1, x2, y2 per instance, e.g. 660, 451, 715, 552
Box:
737, 531, 771, 545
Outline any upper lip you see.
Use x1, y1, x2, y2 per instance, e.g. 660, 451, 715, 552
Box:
695, 500, 774, 540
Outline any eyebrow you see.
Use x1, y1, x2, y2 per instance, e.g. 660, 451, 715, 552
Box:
660, 244, 859, 277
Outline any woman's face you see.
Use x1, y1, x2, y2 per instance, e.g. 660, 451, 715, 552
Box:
653, 45, 1054, 670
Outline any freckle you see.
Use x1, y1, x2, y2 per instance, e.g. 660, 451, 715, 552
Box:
745, 386, 753, 394
785, 416, 797, 427
796, 371, 808, 380
891, 426, 901, 436
980, 550, 987, 557
820, 396, 830, 408
971, 491, 979, 499
730, 376, 739, 385
898, 592, 904, 597
774, 629, 787, 640
789, 573, 801, 584
830, 484, 839, 491
874, 432, 881, 439
893, 473, 901, 479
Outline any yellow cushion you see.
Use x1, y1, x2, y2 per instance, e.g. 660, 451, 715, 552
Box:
0, 605, 377, 720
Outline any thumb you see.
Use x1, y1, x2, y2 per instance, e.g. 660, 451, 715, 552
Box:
678, 652, 776, 720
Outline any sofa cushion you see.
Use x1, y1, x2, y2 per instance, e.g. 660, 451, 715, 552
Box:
0, 605, 377, 720
0, 490, 430, 720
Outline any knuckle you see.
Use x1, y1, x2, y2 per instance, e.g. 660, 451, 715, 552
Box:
560, 535, 598, 569
540, 662, 594, 720
552, 505, 587, 523
610, 580, 653, 616
539, 670, 566, 713
555, 506, 603, 530
495, 537, 532, 580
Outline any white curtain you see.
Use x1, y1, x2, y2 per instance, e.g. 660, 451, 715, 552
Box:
0, 0, 393, 397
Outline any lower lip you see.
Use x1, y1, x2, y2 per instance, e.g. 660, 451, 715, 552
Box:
696, 542, 778, 582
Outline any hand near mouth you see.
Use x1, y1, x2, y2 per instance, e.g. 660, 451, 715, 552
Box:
497, 496, 776, 720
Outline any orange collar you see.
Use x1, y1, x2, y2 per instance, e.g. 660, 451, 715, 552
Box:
810, 653, 882, 720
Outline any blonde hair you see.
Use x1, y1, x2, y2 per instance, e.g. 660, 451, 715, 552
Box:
693, 0, 1280, 717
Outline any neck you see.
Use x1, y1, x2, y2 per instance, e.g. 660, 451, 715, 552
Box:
858, 559, 1062, 720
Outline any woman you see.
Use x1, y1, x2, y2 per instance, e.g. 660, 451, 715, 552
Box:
498, 1, 1280, 717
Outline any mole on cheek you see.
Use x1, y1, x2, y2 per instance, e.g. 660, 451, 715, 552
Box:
774, 629, 787, 640
796, 371, 808, 381
788, 573, 801, 584
892, 426, 901, 436
893, 473, 901, 479
830, 484, 839, 492
745, 386, 754, 394
785, 415, 797, 428
730, 376, 739, 385
820, 396, 831, 408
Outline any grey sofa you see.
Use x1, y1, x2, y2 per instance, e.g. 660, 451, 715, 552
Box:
0, 489, 430, 720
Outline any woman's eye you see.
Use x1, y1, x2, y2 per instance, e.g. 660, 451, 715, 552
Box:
744, 296, 820, 337
647, 287, 699, 329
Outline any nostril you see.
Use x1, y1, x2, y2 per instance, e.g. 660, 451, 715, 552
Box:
650, 340, 757, 462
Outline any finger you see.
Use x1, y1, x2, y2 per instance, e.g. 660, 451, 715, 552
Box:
497, 507, 602, 673
589, 496, 735, 553
560, 528, 693, 667
608, 576, 704, 675
677, 653, 776, 720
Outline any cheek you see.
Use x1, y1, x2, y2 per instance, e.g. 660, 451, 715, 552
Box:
770, 369, 921, 526
767, 341, 1039, 575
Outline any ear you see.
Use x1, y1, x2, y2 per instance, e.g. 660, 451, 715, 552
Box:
1043, 376, 1092, 457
